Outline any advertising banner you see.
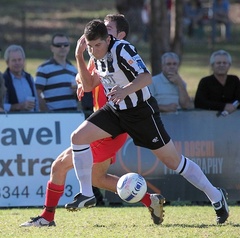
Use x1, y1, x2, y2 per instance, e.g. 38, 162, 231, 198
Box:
1, 110, 240, 206
0, 112, 84, 207
107, 110, 240, 203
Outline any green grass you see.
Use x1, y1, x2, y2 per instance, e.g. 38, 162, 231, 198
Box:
0, 206, 239, 238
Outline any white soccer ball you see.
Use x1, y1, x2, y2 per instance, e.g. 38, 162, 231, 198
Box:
117, 172, 147, 203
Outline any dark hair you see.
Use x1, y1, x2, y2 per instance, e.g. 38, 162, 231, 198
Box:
84, 19, 109, 41
104, 14, 129, 39
51, 33, 69, 44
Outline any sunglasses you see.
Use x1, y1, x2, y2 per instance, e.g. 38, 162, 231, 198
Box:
52, 43, 70, 48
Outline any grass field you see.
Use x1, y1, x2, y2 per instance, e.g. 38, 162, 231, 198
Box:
1, 206, 239, 238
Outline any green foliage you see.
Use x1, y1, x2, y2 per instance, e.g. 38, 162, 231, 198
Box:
0, 0, 116, 60
0, 206, 239, 237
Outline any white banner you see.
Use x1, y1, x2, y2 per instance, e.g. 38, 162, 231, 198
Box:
0, 112, 84, 207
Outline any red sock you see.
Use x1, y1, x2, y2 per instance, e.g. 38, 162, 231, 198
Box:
140, 192, 151, 207
40, 181, 64, 222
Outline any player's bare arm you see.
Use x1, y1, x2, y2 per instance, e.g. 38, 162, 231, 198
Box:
107, 72, 152, 104
75, 35, 100, 92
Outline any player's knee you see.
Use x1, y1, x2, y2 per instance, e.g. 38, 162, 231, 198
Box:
51, 153, 73, 174
71, 131, 80, 144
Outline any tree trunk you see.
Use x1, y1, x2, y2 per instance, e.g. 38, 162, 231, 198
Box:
150, 0, 161, 75
150, 0, 184, 74
150, 0, 171, 75
172, 0, 184, 58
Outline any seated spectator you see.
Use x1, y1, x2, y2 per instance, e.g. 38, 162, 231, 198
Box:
3, 45, 39, 112
0, 72, 6, 112
35, 33, 78, 112
148, 52, 194, 112
194, 50, 240, 115
211, 0, 231, 43
183, 0, 204, 38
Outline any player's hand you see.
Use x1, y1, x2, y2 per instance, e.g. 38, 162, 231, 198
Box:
107, 85, 126, 104
75, 74, 84, 100
77, 84, 84, 101
75, 35, 87, 57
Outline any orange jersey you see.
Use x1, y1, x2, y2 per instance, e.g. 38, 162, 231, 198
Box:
88, 59, 108, 111
92, 84, 107, 111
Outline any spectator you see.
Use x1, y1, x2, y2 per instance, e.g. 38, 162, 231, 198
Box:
211, 0, 231, 43
0, 72, 6, 112
194, 50, 240, 115
183, 0, 204, 38
35, 33, 78, 111
148, 52, 194, 112
3, 45, 39, 112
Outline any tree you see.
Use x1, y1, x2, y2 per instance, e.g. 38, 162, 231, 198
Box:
150, 0, 184, 75
172, 0, 184, 57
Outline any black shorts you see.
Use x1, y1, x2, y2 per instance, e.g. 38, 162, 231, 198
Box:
87, 96, 171, 150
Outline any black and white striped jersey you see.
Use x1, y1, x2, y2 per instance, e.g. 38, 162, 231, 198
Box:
94, 37, 151, 110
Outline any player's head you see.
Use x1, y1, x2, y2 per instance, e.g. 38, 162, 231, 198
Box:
84, 19, 109, 41
84, 19, 110, 60
104, 14, 129, 40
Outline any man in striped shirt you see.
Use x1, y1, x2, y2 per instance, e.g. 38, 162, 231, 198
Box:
35, 33, 78, 111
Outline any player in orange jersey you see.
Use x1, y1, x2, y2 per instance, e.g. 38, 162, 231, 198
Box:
20, 14, 165, 228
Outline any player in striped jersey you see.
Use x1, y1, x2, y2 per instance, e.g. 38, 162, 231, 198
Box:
69, 19, 229, 225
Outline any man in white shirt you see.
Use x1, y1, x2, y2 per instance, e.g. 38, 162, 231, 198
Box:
149, 52, 194, 112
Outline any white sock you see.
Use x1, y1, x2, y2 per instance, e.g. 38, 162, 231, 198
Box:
72, 144, 94, 197
175, 155, 221, 204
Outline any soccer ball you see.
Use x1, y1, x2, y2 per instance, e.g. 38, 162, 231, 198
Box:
116, 172, 147, 203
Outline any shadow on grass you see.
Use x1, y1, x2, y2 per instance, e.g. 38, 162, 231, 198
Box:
163, 222, 240, 228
